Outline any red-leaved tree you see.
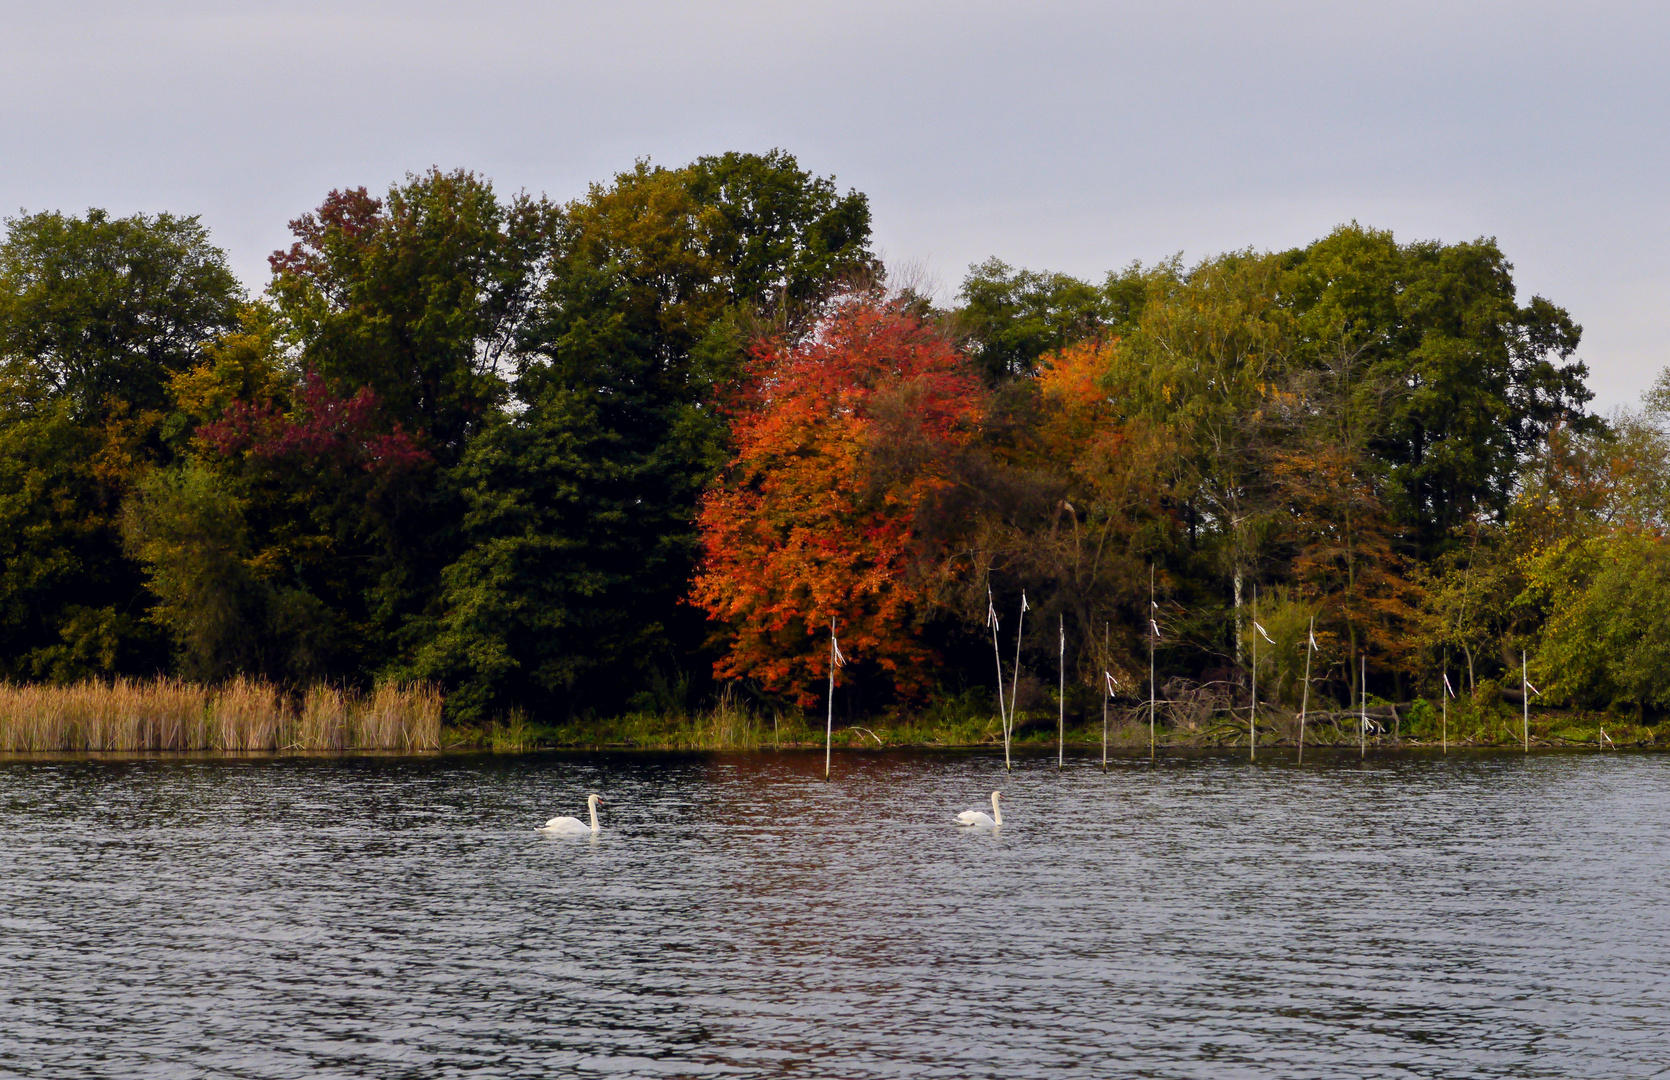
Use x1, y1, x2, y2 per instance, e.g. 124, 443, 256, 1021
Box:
197, 371, 429, 481
691, 298, 983, 705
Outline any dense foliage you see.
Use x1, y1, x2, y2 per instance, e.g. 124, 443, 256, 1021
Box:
4, 154, 1663, 725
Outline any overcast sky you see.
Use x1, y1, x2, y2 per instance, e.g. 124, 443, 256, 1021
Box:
3, 1, 1665, 406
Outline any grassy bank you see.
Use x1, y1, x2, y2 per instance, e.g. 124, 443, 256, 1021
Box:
4, 679, 1654, 755
453, 696, 1663, 752
452, 698, 1007, 752
0, 677, 443, 752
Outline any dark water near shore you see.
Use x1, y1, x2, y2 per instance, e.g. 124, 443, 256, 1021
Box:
2, 749, 1667, 1078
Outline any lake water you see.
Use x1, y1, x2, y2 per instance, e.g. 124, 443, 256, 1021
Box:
2, 749, 1667, 1078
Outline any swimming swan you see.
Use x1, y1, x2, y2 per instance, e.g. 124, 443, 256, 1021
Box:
956, 791, 1002, 828
541, 794, 604, 835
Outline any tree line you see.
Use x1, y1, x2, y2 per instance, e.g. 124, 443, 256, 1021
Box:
2, 150, 1661, 726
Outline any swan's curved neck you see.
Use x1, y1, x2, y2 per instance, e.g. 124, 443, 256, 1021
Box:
588, 798, 599, 833
992, 793, 1002, 827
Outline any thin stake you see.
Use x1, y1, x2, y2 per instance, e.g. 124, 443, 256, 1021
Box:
1149, 565, 1157, 763
1010, 592, 1028, 763
1102, 622, 1110, 772
1297, 617, 1313, 765
1359, 652, 1367, 760
1058, 614, 1065, 769
1522, 650, 1529, 753
1441, 655, 1448, 755
1249, 585, 1257, 762
989, 589, 1010, 772
825, 616, 838, 780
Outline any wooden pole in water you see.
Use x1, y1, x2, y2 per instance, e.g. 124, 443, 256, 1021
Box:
825, 616, 842, 780
1297, 617, 1313, 765
1522, 650, 1529, 753
1010, 592, 1028, 763
1102, 622, 1110, 772
1249, 585, 1258, 762
1441, 656, 1449, 755
1058, 614, 1065, 769
1359, 652, 1367, 760
989, 589, 1010, 772
1149, 565, 1157, 763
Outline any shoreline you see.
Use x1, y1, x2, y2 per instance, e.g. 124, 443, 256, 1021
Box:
4, 730, 1660, 761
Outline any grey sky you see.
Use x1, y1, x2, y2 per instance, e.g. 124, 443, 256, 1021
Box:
3, 1, 1665, 406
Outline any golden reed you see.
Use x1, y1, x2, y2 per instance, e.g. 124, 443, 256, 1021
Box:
0, 677, 442, 753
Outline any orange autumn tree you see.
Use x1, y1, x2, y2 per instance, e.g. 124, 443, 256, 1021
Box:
691, 297, 983, 705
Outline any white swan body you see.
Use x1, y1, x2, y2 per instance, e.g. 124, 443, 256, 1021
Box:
956, 791, 1002, 828
541, 793, 603, 835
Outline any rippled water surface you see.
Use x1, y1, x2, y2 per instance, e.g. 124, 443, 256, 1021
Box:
2, 749, 1668, 1078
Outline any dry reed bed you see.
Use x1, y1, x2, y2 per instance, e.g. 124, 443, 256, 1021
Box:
0, 677, 442, 753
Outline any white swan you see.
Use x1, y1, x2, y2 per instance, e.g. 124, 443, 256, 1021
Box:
956, 791, 1003, 828
541, 794, 604, 835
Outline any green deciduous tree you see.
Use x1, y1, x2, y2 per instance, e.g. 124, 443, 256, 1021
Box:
957, 259, 1116, 381
0, 209, 243, 418
269, 168, 553, 460
1526, 532, 1670, 712
0, 209, 243, 680
1278, 224, 1593, 549
412, 152, 875, 719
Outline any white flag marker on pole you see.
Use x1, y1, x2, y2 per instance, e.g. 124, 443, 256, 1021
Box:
1522, 652, 1531, 753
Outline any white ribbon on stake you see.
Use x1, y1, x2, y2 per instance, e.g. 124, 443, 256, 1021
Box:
1442, 672, 1456, 698
1254, 621, 1276, 646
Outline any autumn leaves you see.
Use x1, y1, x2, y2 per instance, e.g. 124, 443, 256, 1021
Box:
693, 299, 980, 706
